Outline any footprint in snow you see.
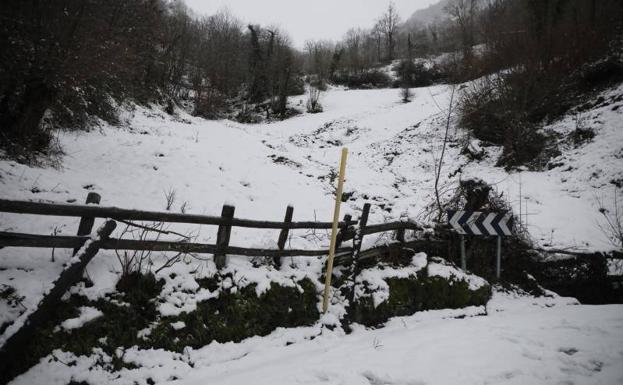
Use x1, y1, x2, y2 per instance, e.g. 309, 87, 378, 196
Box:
559, 347, 578, 356
362, 371, 425, 385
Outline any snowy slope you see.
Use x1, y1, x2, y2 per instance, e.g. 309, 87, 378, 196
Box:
2, 84, 620, 251
1, 81, 622, 383
1, 82, 622, 326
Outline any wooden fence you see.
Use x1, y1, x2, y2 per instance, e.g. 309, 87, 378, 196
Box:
0, 194, 422, 265
0, 192, 430, 382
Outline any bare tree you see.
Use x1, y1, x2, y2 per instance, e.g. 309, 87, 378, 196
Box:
344, 28, 364, 72
434, 86, 457, 222
378, 2, 401, 61
399, 34, 414, 103
304, 40, 334, 87
444, 0, 480, 66
372, 23, 384, 63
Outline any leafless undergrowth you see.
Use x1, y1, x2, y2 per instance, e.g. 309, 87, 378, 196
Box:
433, 85, 457, 223
115, 190, 200, 276
597, 189, 623, 250
306, 86, 323, 113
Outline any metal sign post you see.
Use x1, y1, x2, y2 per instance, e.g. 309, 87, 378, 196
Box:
496, 236, 502, 279
460, 235, 466, 270
447, 210, 512, 280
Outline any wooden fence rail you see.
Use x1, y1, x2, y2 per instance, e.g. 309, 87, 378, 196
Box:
0, 231, 354, 257
0, 199, 357, 229
0, 198, 421, 263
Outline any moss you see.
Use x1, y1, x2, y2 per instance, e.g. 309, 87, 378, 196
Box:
352, 273, 491, 327
13, 273, 165, 377
148, 278, 319, 352
420, 277, 491, 310
195, 276, 220, 291
351, 276, 422, 326
116, 272, 164, 309
20, 273, 319, 365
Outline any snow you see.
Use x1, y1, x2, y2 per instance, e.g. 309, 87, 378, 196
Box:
170, 321, 186, 330
9, 291, 623, 385
0, 229, 103, 346
353, 252, 479, 308
427, 257, 489, 291
58, 306, 103, 331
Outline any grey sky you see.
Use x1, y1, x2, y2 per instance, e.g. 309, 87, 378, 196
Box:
184, 0, 439, 48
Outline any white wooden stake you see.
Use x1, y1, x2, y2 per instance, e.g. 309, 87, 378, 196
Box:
323, 148, 348, 313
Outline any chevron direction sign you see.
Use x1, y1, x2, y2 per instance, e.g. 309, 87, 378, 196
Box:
447, 211, 512, 236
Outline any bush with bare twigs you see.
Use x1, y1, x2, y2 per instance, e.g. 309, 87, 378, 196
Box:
115, 191, 198, 277
306, 86, 323, 113
597, 189, 623, 251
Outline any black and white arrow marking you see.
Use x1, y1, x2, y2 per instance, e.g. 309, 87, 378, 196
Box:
447, 210, 513, 236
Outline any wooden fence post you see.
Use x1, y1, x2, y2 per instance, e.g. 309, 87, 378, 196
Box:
0, 220, 116, 384
322, 148, 349, 313
395, 227, 405, 243
275, 205, 294, 266
353, 203, 371, 261
336, 214, 352, 249
73, 192, 101, 255
348, 203, 371, 309
215, 205, 235, 269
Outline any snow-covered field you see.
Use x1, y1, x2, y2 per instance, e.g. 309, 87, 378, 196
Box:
1, 81, 622, 384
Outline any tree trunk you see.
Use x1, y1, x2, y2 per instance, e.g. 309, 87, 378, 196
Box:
3, 78, 55, 152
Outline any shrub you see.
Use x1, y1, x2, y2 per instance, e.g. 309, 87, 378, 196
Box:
194, 88, 228, 119
393, 60, 444, 88
458, 42, 623, 169
533, 254, 617, 304
458, 74, 549, 169
306, 86, 323, 113
330, 69, 391, 89
400, 86, 412, 103
287, 75, 306, 96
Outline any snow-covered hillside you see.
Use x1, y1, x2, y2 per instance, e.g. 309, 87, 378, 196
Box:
1, 81, 622, 384
1, 81, 622, 326
2, 83, 621, 250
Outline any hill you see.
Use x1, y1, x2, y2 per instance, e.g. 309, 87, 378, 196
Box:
405, 0, 450, 27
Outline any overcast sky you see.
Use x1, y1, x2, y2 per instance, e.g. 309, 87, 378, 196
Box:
184, 0, 439, 48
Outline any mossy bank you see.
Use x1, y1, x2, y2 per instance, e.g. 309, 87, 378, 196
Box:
349, 254, 492, 326
5, 253, 491, 380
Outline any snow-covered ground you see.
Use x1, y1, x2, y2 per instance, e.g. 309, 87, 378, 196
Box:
1, 81, 622, 383
11, 292, 623, 385
2, 83, 621, 252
